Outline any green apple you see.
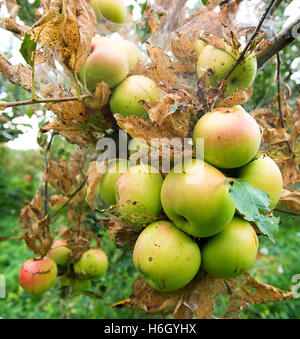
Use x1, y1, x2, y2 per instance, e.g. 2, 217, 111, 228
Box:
201, 217, 259, 278
74, 248, 108, 279
133, 220, 201, 292
115, 164, 163, 217
197, 43, 257, 95
109, 75, 161, 118
59, 277, 91, 293
99, 158, 134, 205
161, 158, 235, 237
195, 39, 207, 58
19, 258, 57, 296
237, 155, 283, 209
90, 0, 127, 24
48, 239, 72, 267
118, 40, 144, 71
193, 106, 261, 169
79, 36, 129, 91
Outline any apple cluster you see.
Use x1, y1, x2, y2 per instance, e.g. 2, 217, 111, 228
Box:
19, 244, 108, 296
94, 40, 283, 292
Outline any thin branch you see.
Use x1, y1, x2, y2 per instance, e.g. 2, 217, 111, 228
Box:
44, 131, 56, 216
51, 176, 88, 219
222, 0, 278, 83
274, 208, 300, 217
276, 53, 293, 154
0, 94, 93, 110
257, 14, 300, 68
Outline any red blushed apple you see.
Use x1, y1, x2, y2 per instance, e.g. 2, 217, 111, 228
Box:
193, 106, 261, 169
19, 258, 57, 296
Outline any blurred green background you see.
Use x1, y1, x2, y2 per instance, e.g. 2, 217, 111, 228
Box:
0, 0, 299, 319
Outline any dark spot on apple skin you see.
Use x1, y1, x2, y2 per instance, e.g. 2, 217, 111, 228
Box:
230, 77, 238, 84
148, 257, 153, 262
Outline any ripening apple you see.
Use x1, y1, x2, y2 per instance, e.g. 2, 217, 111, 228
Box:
133, 220, 201, 292
118, 40, 144, 72
74, 248, 108, 279
237, 155, 283, 209
98, 158, 134, 205
90, 0, 127, 24
79, 36, 129, 91
59, 277, 91, 293
197, 43, 257, 95
48, 240, 72, 267
201, 217, 259, 279
193, 106, 261, 169
115, 164, 163, 217
109, 75, 161, 118
19, 258, 57, 296
161, 159, 235, 237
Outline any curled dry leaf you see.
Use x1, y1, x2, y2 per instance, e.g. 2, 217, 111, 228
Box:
263, 128, 291, 145
86, 160, 107, 209
145, 43, 176, 88
20, 188, 53, 257
278, 189, 300, 212
86, 82, 111, 111
102, 214, 143, 250
31, 0, 95, 72
217, 87, 253, 108
126, 271, 292, 319
49, 194, 69, 210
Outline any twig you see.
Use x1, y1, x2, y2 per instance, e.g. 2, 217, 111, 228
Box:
276, 53, 293, 154
44, 131, 56, 216
257, 13, 300, 68
221, 0, 279, 84
0, 94, 93, 110
274, 209, 300, 217
51, 176, 88, 219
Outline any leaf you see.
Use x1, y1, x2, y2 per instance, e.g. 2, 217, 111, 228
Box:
126, 271, 292, 318
19, 33, 36, 67
278, 189, 300, 212
86, 161, 107, 209
229, 181, 279, 242
217, 87, 253, 107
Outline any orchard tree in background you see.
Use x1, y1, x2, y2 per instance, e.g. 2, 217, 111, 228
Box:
0, 0, 300, 319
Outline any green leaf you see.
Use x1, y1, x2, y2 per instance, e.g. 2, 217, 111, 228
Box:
20, 33, 36, 67
229, 181, 279, 243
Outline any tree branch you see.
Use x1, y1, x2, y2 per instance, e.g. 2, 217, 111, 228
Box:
0, 94, 93, 110
222, 0, 279, 83
51, 176, 88, 219
257, 14, 300, 68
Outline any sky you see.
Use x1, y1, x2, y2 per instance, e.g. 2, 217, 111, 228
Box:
1, 0, 299, 150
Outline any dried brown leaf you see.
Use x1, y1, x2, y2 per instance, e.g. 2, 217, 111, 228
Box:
86, 160, 107, 209
218, 87, 253, 107
278, 189, 300, 212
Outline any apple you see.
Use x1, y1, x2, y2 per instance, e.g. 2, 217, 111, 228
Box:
115, 164, 163, 217
133, 220, 201, 292
197, 43, 257, 95
74, 248, 108, 279
237, 155, 283, 209
193, 106, 261, 169
99, 158, 134, 205
161, 158, 235, 237
201, 217, 258, 279
79, 36, 129, 91
194, 39, 207, 58
109, 75, 161, 118
90, 0, 127, 24
118, 40, 144, 72
59, 277, 91, 293
19, 258, 57, 296
48, 240, 72, 267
